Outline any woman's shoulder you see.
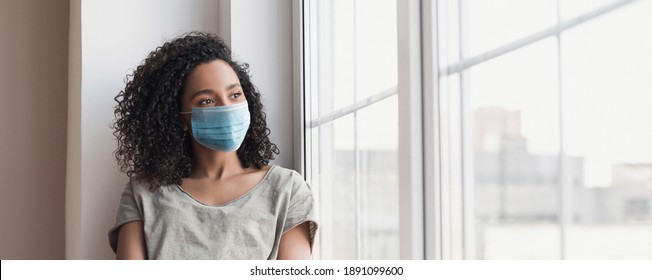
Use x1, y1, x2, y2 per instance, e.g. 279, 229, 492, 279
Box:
265, 165, 312, 196
266, 165, 304, 183
123, 174, 177, 195
267, 164, 299, 176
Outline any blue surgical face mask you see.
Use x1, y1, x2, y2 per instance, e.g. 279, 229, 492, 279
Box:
180, 102, 251, 152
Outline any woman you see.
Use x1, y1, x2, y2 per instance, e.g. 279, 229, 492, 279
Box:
108, 32, 317, 260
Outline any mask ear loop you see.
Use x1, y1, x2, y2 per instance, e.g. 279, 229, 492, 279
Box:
179, 111, 193, 135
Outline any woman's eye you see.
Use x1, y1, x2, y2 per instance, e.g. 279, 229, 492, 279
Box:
230, 92, 242, 99
199, 99, 214, 105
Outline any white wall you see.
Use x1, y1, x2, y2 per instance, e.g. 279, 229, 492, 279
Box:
0, 0, 69, 259
226, 0, 295, 169
67, 0, 295, 259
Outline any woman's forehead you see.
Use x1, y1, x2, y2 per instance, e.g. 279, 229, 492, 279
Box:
184, 60, 240, 93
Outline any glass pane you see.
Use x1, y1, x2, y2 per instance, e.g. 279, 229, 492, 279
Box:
561, 0, 652, 259
309, 0, 398, 260
314, 0, 397, 117
329, 0, 355, 112
354, 0, 397, 101
469, 38, 561, 259
316, 115, 357, 259
560, 0, 620, 20
465, 0, 557, 58
357, 96, 399, 259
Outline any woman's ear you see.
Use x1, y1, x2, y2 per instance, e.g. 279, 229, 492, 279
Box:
179, 115, 189, 132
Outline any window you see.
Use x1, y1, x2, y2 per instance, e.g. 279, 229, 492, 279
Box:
303, 0, 399, 259
437, 0, 652, 259
300, 0, 652, 259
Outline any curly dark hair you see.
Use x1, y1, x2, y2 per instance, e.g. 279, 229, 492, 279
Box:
112, 32, 279, 190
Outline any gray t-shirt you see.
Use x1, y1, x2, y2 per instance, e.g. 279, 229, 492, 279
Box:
108, 165, 318, 259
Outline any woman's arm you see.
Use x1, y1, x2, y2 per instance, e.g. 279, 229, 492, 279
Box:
277, 221, 312, 260
115, 221, 147, 260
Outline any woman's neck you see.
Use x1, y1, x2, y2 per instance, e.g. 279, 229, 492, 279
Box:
189, 141, 244, 180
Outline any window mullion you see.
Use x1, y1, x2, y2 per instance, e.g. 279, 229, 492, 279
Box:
556, 0, 571, 260
397, 0, 425, 260
422, 0, 442, 260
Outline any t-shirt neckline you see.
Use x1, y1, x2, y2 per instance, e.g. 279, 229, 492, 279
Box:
174, 165, 277, 207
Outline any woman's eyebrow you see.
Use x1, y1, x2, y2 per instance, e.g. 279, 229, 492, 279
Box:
226, 83, 241, 90
191, 83, 241, 98
192, 89, 214, 99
